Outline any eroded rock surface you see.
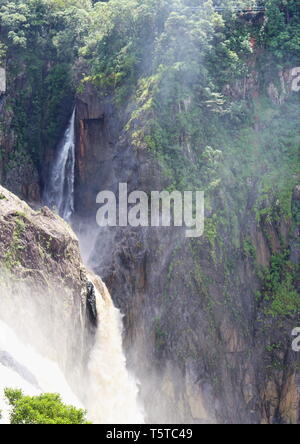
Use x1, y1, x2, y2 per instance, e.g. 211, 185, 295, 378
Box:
0, 185, 100, 396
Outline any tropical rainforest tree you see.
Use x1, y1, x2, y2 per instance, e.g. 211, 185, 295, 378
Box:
4, 388, 90, 424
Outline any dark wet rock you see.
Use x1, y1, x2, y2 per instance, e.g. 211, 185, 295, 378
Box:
86, 281, 98, 327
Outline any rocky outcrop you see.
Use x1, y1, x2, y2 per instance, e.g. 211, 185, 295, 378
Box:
0, 185, 100, 397
223, 66, 300, 104
267, 68, 300, 105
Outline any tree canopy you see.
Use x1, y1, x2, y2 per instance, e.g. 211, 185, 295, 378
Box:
4, 388, 90, 424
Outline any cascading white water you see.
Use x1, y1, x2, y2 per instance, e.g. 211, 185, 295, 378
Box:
40, 109, 144, 424
0, 320, 82, 424
0, 278, 144, 424
86, 278, 144, 424
44, 109, 76, 221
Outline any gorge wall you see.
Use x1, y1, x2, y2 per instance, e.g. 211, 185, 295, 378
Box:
0, 0, 299, 425
73, 77, 300, 424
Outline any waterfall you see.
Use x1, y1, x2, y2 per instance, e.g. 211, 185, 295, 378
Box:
44, 109, 76, 221
2, 108, 144, 424
0, 320, 82, 424
0, 276, 144, 424
86, 277, 144, 424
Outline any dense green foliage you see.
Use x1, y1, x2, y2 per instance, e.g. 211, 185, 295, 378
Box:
78, 0, 300, 322
263, 0, 300, 65
1, 0, 298, 175
0, 0, 92, 167
79, 0, 299, 195
0, 0, 299, 332
261, 251, 300, 318
4, 388, 90, 424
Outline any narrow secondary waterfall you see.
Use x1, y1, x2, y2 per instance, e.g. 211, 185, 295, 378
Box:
0, 320, 82, 424
44, 109, 76, 221
86, 278, 144, 424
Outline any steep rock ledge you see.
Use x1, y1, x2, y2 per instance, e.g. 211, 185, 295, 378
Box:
0, 185, 99, 395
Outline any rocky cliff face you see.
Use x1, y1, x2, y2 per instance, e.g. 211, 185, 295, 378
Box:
0, 52, 74, 205
74, 85, 166, 220
0, 185, 98, 397
73, 81, 300, 424
0, 66, 41, 204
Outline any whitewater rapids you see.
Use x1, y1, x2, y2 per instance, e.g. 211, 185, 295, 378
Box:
0, 280, 144, 424
86, 277, 144, 424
